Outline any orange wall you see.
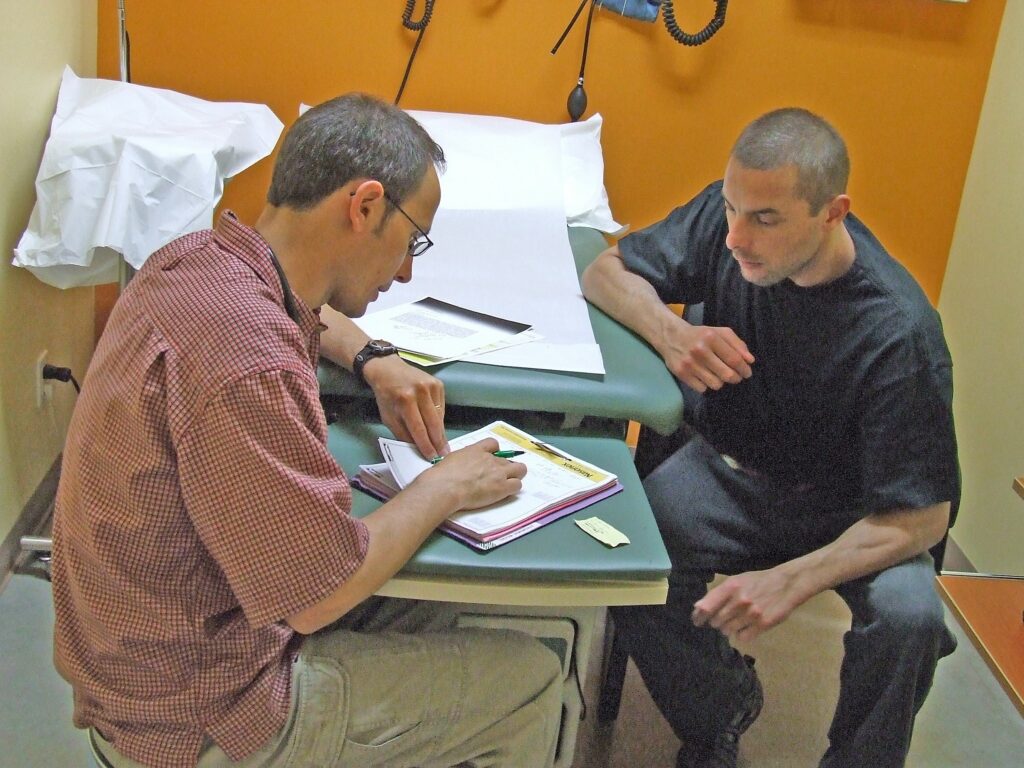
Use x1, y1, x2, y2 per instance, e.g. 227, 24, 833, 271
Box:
97, 0, 1004, 304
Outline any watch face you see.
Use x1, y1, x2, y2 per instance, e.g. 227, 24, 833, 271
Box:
354, 339, 399, 383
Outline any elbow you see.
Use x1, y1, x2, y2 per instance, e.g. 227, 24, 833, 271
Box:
285, 583, 368, 635
580, 261, 599, 301
286, 598, 350, 635
919, 502, 952, 552
581, 247, 620, 303
286, 612, 325, 635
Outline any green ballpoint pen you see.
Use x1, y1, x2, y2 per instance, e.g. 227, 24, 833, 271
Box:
430, 450, 525, 464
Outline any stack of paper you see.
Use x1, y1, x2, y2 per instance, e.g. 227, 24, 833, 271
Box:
351, 421, 622, 551
354, 297, 537, 366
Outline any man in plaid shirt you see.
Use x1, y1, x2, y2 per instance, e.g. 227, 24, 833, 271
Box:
52, 93, 562, 768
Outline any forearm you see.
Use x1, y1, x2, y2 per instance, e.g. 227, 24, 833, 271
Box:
287, 479, 461, 633
581, 247, 685, 353
780, 502, 951, 602
693, 502, 950, 641
319, 305, 446, 457
318, 305, 370, 371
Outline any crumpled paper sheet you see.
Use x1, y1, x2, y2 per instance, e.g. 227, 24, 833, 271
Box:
13, 67, 283, 288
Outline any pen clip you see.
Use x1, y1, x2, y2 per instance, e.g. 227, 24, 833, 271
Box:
530, 439, 571, 460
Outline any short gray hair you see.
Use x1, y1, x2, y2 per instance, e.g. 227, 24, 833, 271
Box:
731, 108, 849, 214
267, 93, 445, 211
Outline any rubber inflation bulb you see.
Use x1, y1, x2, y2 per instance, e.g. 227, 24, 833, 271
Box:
567, 82, 587, 122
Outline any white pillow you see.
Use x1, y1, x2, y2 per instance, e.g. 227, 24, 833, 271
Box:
560, 114, 626, 235
407, 109, 624, 235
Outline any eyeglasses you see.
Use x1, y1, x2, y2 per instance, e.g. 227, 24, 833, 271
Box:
383, 191, 433, 258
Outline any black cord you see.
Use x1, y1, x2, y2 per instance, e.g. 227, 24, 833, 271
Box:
42, 364, 81, 393
551, 0, 590, 55
662, 0, 728, 46
553, 1, 598, 121
401, 0, 434, 31
578, 0, 597, 80
395, 0, 436, 105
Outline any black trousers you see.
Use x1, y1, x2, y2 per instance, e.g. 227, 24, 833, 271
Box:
612, 433, 956, 766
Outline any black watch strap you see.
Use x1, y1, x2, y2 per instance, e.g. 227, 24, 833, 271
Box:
352, 339, 399, 384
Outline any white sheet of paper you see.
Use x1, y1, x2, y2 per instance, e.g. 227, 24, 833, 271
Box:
365, 208, 604, 374
354, 109, 604, 374
406, 110, 566, 211
464, 341, 603, 373
400, 329, 544, 367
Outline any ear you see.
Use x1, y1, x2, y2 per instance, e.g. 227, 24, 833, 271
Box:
823, 194, 851, 229
346, 179, 386, 234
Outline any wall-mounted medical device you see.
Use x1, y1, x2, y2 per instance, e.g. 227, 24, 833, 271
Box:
554, 1, 730, 121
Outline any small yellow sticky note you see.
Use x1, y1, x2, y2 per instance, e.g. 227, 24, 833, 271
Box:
575, 517, 630, 547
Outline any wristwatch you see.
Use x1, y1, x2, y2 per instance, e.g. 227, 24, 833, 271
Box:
352, 339, 399, 384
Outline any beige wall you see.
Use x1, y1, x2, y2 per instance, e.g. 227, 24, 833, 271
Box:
939, 0, 1024, 573
0, 0, 97, 542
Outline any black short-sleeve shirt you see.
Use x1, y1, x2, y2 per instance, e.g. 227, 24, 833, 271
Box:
619, 181, 960, 518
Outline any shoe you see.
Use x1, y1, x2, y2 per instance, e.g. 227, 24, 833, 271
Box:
675, 655, 763, 768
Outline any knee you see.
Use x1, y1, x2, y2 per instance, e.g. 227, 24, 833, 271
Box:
505, 631, 563, 692
869, 593, 948, 650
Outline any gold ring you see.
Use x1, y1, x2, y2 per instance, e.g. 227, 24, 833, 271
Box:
434, 404, 443, 410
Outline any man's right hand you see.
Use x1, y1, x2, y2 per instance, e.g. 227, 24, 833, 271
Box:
658, 317, 755, 393
286, 437, 527, 634
412, 438, 527, 511
581, 247, 755, 394
362, 353, 450, 459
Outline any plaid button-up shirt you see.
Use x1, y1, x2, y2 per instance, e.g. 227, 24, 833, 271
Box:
52, 211, 369, 768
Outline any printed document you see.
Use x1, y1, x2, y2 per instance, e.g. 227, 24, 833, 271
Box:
352, 421, 621, 550
354, 296, 534, 365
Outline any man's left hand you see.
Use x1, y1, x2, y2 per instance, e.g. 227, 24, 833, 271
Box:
691, 568, 806, 644
362, 354, 450, 459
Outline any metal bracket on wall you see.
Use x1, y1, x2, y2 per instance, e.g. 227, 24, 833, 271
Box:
0, 456, 60, 588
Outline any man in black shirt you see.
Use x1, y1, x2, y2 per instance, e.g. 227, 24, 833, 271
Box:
582, 108, 958, 768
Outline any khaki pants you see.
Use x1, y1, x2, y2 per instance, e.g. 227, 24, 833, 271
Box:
93, 598, 563, 767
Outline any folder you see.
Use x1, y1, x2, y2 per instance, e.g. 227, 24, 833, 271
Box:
352, 421, 622, 551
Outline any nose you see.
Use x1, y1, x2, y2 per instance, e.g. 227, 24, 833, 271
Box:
394, 252, 414, 284
724, 214, 749, 252
725, 217, 748, 253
